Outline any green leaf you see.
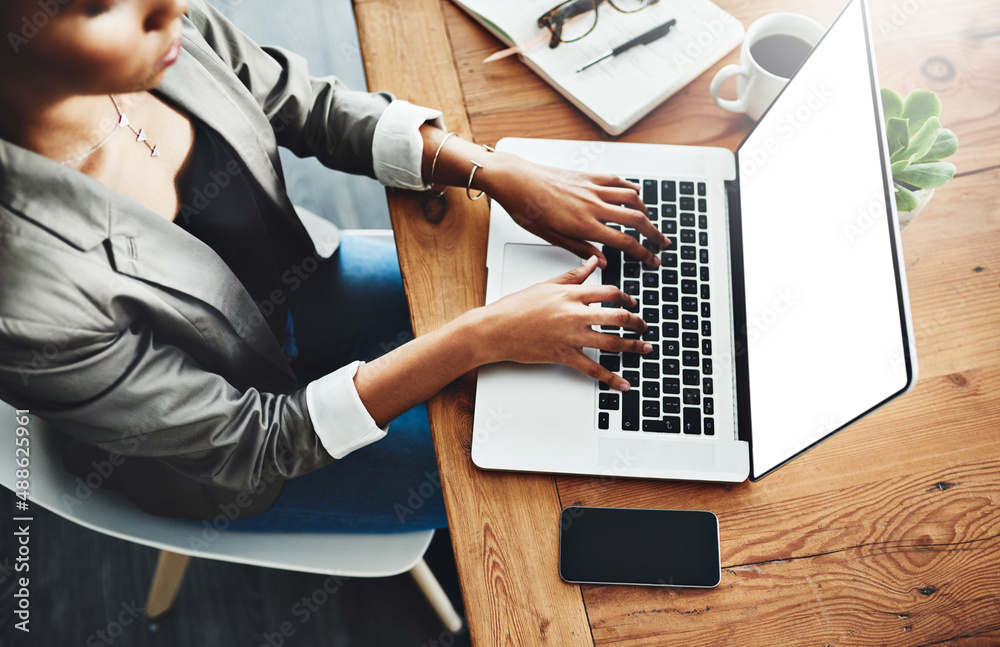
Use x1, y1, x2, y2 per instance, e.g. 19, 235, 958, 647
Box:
918, 128, 958, 162
894, 161, 956, 189
900, 116, 942, 164
891, 158, 912, 176
894, 183, 919, 212
881, 87, 903, 122
886, 117, 909, 157
902, 89, 941, 133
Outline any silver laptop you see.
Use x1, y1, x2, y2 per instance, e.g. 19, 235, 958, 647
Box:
472, 0, 917, 483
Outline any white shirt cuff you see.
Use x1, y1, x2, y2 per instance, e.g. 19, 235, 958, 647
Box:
372, 100, 444, 190
305, 361, 387, 459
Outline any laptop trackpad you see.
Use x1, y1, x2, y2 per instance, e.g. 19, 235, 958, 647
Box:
501, 243, 595, 297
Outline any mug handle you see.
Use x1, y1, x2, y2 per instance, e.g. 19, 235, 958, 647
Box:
709, 64, 750, 114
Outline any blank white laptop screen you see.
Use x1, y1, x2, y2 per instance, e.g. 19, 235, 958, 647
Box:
736, 0, 914, 478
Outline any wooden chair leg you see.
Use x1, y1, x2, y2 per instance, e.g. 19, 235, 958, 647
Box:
145, 550, 192, 619
409, 558, 463, 633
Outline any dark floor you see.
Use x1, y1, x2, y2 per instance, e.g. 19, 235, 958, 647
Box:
0, 3, 472, 646
0, 488, 470, 647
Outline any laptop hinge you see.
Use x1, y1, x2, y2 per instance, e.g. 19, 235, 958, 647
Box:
725, 177, 752, 446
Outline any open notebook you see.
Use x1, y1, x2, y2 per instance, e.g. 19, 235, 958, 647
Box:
453, 0, 744, 135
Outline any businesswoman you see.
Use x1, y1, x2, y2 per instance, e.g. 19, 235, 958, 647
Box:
0, 0, 665, 530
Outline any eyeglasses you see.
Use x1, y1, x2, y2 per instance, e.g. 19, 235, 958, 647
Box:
538, 0, 659, 49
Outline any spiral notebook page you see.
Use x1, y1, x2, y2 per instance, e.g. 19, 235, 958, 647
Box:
454, 0, 744, 134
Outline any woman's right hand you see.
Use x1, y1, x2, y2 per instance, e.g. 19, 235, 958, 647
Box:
470, 256, 650, 391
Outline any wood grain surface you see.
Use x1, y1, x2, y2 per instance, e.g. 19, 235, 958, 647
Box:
354, 0, 1000, 644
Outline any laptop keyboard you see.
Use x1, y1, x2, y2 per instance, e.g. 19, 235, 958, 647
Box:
596, 178, 715, 437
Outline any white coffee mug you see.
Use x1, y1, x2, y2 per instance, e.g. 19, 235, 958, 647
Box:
709, 13, 825, 121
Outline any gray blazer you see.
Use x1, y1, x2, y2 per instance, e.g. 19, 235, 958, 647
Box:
0, 0, 393, 519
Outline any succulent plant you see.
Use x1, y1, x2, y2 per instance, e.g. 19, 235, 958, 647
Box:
881, 88, 958, 212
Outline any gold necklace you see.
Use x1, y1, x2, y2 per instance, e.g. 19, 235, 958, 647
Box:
60, 94, 160, 165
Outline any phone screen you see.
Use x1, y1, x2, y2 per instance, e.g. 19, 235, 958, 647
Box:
559, 507, 721, 587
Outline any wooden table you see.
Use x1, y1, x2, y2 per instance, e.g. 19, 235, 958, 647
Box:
353, 0, 1000, 644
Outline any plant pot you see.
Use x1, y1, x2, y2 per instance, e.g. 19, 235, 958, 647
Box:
898, 188, 934, 230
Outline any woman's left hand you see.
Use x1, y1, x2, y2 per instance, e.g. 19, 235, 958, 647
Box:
481, 152, 669, 268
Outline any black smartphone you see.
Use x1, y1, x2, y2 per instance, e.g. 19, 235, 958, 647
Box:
559, 506, 721, 587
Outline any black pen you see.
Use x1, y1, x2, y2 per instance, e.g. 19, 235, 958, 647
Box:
576, 18, 677, 73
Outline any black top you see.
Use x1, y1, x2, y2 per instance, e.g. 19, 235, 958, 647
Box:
176, 120, 306, 348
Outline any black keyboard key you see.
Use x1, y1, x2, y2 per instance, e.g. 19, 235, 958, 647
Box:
680, 197, 695, 211
624, 280, 640, 296
642, 308, 659, 324
680, 229, 696, 244
681, 279, 697, 295
682, 369, 699, 386
663, 397, 681, 414
701, 320, 711, 336
642, 326, 659, 342
623, 352, 640, 369
662, 304, 679, 320
698, 198, 707, 212
623, 263, 641, 278
662, 269, 678, 285
699, 249, 709, 264
661, 180, 676, 202
664, 322, 679, 338
680, 213, 696, 227
642, 273, 658, 288
642, 179, 658, 205
642, 291, 658, 306
699, 232, 709, 246
601, 245, 620, 286
646, 206, 658, 222
704, 398, 715, 415
698, 215, 708, 230
646, 344, 660, 361
702, 358, 713, 375
701, 284, 710, 300
683, 408, 701, 434
643, 382, 660, 398
701, 302, 711, 318
704, 417, 715, 436
679, 181, 694, 195
662, 287, 678, 303
681, 297, 698, 312
700, 266, 710, 281
663, 220, 677, 235
682, 314, 698, 330
683, 388, 701, 406
622, 391, 640, 431
642, 363, 659, 379
642, 400, 660, 418
702, 339, 712, 356
703, 377, 714, 395
681, 262, 697, 277
681, 246, 697, 260
599, 354, 621, 372
598, 412, 609, 429
662, 378, 680, 394
663, 204, 676, 219
662, 359, 680, 375
623, 370, 640, 387
697, 182, 706, 196
599, 381, 610, 391
682, 332, 699, 348
663, 340, 680, 356
599, 393, 620, 410
683, 350, 699, 367
662, 252, 677, 268
664, 416, 682, 433
642, 419, 667, 432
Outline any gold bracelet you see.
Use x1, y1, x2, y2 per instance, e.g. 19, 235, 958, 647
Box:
466, 144, 495, 201
429, 131, 456, 197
